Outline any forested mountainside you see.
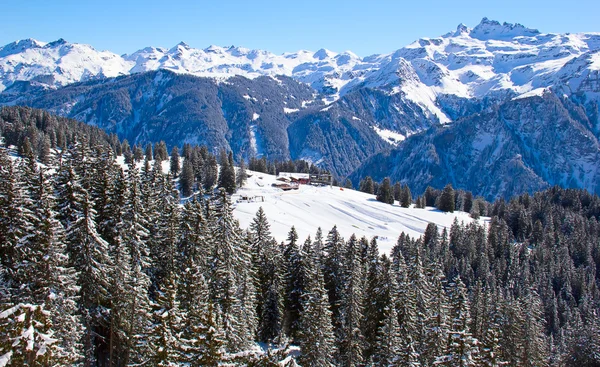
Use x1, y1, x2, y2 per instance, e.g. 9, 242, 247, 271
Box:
351, 91, 600, 200
2, 18, 600, 198
4, 69, 439, 178
1, 105, 600, 366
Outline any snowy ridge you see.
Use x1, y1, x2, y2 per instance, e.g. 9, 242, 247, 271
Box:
233, 170, 484, 252
2, 18, 600, 117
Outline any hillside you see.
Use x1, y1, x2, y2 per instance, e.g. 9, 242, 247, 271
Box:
233, 170, 481, 251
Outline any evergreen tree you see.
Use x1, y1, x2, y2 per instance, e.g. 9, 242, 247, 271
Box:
170, 146, 180, 177
339, 235, 365, 367
218, 151, 236, 194
180, 159, 195, 197
250, 208, 283, 343
282, 227, 304, 342
236, 159, 248, 188
439, 184, 456, 213
148, 272, 184, 366
376, 177, 394, 204
359, 176, 375, 195
400, 184, 412, 208
435, 277, 477, 367
298, 257, 336, 367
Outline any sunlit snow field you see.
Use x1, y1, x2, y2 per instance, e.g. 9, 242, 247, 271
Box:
233, 170, 487, 252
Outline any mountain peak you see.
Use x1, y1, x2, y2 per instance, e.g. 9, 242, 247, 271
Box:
313, 48, 336, 60
454, 23, 469, 36
0, 38, 47, 57
470, 17, 540, 40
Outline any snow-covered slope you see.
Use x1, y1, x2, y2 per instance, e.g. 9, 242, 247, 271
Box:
233, 171, 483, 252
2, 17, 599, 118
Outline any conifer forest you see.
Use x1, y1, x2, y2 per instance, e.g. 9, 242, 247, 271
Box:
1, 107, 600, 367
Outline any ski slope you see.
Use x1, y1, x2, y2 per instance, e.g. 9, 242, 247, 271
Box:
233, 171, 485, 253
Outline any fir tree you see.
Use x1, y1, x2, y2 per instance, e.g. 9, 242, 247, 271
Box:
376, 177, 394, 204
339, 235, 365, 367
439, 184, 456, 213
400, 184, 412, 208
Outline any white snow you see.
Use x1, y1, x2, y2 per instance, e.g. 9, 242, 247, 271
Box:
2, 19, 600, 124
512, 87, 547, 100
283, 107, 299, 114
233, 170, 486, 253
372, 126, 406, 145
252, 113, 260, 121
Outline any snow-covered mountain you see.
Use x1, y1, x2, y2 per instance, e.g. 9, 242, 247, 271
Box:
2, 17, 599, 120
3, 18, 600, 199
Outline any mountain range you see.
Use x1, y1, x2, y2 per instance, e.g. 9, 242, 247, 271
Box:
1, 18, 600, 199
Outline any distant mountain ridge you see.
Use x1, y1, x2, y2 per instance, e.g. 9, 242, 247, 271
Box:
2, 18, 600, 199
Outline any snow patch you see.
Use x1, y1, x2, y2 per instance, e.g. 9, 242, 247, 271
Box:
372, 126, 406, 145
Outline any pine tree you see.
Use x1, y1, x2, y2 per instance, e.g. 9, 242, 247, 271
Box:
520, 289, 549, 367
148, 271, 184, 366
359, 176, 375, 195
180, 159, 195, 197
250, 208, 283, 343
439, 184, 456, 213
372, 269, 402, 367
400, 184, 412, 208
435, 277, 477, 367
209, 188, 244, 351
170, 146, 180, 177
218, 151, 236, 194
283, 227, 304, 341
122, 167, 153, 366
59, 148, 112, 366
362, 237, 385, 361
376, 177, 394, 204
339, 234, 365, 367
323, 226, 345, 338
236, 159, 248, 188
298, 254, 336, 367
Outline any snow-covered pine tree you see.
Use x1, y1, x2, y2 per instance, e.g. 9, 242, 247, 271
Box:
58, 143, 112, 366
423, 266, 450, 366
435, 276, 477, 367
323, 226, 345, 339
217, 150, 236, 194
250, 207, 283, 343
362, 237, 385, 361
148, 271, 184, 366
121, 166, 153, 366
233, 230, 258, 349
282, 226, 304, 342
372, 270, 402, 367
520, 288, 550, 367
0, 147, 28, 288
298, 243, 336, 367
209, 188, 244, 351
339, 234, 365, 367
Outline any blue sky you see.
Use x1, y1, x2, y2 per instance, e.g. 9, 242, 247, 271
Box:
2, 0, 599, 56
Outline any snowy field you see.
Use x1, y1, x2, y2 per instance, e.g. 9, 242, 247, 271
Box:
233, 171, 485, 253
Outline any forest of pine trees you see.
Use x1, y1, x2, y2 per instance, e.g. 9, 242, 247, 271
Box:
1, 106, 600, 366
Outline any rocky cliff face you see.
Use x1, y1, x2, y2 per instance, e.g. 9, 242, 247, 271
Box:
351, 92, 600, 199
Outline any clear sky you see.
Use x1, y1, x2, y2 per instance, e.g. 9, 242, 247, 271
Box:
2, 0, 599, 56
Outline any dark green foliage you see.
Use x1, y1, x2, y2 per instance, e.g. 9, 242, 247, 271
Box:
359, 176, 375, 195
400, 184, 412, 208
218, 150, 237, 194
376, 177, 394, 204
439, 184, 456, 212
